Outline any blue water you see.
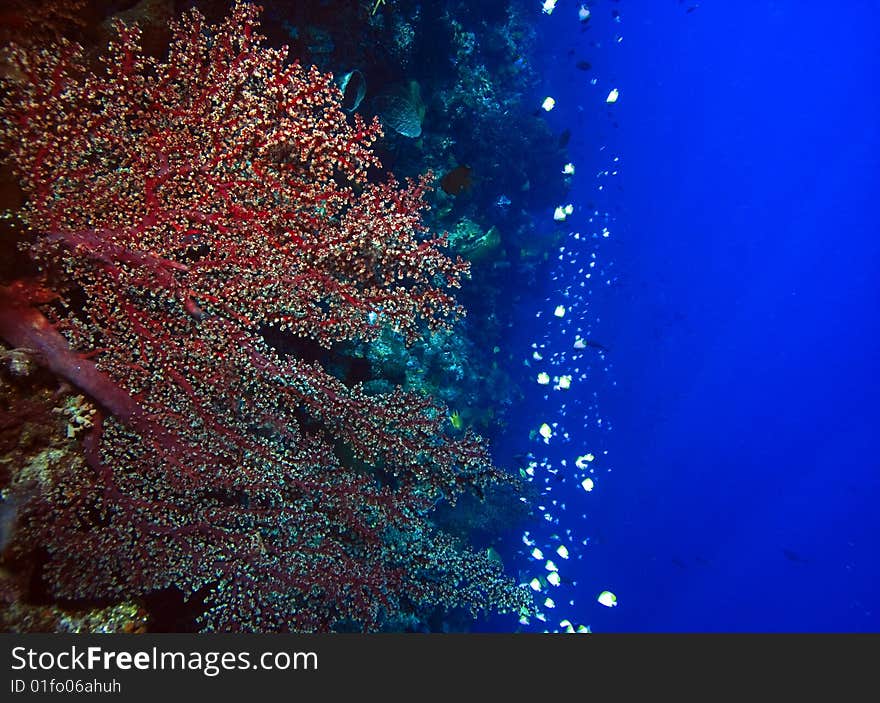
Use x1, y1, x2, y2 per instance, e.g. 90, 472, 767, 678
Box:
491, 1, 880, 632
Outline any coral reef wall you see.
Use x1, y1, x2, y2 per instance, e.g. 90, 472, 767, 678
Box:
0, 2, 532, 632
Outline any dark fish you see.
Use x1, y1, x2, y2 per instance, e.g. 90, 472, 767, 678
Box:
440, 165, 473, 196
576, 61, 592, 71
783, 549, 808, 563
671, 557, 687, 569
558, 129, 571, 148
579, 339, 609, 353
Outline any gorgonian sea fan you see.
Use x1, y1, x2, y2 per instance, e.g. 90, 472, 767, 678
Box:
0, 1, 531, 631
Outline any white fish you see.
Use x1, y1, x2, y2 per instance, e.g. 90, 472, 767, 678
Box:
555, 375, 572, 390
597, 590, 618, 607
575, 453, 594, 470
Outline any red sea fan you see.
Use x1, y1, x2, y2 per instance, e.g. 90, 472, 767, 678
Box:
0, 2, 530, 631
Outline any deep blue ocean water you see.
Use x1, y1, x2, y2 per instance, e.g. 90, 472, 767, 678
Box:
487, 1, 880, 632
1, 0, 876, 637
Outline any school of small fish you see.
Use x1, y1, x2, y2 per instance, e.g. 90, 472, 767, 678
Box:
513, 1, 623, 633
